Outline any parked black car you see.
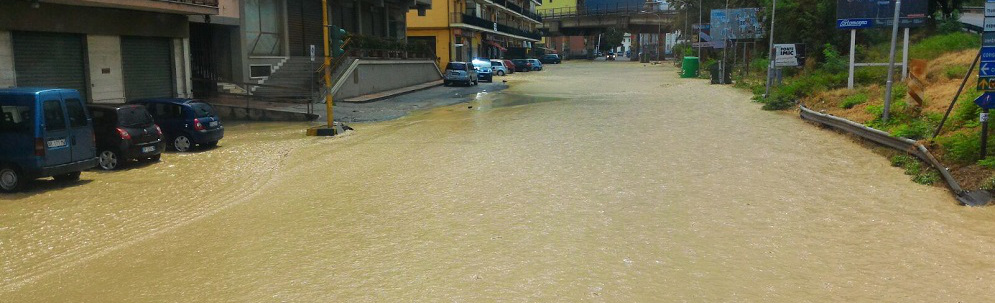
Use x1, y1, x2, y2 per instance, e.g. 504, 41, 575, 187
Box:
540, 54, 562, 64
88, 104, 165, 170
511, 59, 533, 72
128, 98, 224, 152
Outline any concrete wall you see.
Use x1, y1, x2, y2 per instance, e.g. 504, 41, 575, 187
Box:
332, 60, 442, 100
0, 31, 14, 88
173, 38, 193, 98
86, 35, 126, 103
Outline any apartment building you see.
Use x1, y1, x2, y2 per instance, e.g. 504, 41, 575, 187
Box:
406, 0, 543, 66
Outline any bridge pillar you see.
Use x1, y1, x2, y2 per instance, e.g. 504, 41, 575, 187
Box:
630, 31, 640, 61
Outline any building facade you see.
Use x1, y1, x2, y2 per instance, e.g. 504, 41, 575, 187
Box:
406, 0, 543, 67
189, 0, 430, 98
0, 0, 216, 103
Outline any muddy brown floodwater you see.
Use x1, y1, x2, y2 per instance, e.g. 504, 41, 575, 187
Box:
3, 61, 995, 301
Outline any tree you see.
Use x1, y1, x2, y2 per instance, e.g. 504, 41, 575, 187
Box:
599, 27, 626, 51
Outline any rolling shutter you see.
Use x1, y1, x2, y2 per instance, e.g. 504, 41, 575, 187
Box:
12, 32, 88, 101
121, 36, 173, 100
287, 0, 305, 56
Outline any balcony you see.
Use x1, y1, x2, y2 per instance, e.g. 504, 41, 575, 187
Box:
41, 0, 220, 15
451, 13, 542, 41
489, 0, 542, 23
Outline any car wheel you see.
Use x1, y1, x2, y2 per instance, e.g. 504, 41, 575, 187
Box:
98, 150, 120, 170
0, 166, 23, 193
53, 171, 81, 182
497, 70, 505, 76
206, 141, 219, 148
443, 81, 450, 87
173, 135, 193, 152
147, 154, 162, 162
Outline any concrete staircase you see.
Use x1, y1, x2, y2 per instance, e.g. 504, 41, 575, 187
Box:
252, 57, 318, 99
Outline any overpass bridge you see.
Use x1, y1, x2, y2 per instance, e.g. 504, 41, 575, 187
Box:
538, 4, 679, 36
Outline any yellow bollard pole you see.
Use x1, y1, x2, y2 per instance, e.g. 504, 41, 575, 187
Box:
321, 0, 334, 130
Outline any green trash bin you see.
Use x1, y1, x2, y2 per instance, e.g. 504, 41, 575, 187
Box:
681, 57, 700, 78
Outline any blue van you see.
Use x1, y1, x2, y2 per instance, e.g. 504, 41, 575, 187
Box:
0, 88, 98, 192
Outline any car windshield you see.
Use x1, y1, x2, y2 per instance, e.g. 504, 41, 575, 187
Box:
117, 106, 154, 127
189, 102, 217, 118
472, 61, 491, 68
446, 62, 466, 70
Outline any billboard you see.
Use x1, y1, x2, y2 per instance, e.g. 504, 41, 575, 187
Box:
836, 0, 928, 29
710, 8, 765, 41
774, 44, 806, 67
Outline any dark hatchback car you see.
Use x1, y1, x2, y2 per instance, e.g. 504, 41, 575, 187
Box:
88, 104, 165, 170
511, 59, 532, 72
128, 98, 223, 152
540, 54, 562, 64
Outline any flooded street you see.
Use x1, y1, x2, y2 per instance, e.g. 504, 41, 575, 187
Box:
4, 61, 995, 301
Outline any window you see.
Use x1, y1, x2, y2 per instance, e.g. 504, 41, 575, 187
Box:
152, 103, 183, 119
190, 103, 217, 118
0, 105, 32, 133
43, 100, 66, 131
446, 62, 467, 70
65, 98, 88, 128
245, 0, 283, 56
117, 107, 154, 127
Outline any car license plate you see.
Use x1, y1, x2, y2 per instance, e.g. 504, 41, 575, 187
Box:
142, 146, 155, 153
209, 121, 219, 127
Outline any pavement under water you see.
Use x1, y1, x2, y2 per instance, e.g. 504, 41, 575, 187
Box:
3, 61, 995, 301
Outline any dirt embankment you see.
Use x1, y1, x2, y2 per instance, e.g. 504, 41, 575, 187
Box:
801, 49, 994, 190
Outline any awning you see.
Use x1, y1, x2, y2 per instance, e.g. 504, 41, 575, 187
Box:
539, 47, 557, 54
485, 40, 507, 52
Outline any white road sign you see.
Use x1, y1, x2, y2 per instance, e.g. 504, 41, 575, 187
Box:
986, 2, 995, 17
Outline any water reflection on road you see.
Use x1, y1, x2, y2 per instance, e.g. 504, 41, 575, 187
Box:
3, 62, 995, 301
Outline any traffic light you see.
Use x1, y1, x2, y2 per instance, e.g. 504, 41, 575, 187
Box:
330, 25, 347, 57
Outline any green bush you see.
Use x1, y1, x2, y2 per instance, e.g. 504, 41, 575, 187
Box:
903, 159, 922, 175
939, 133, 983, 164
840, 93, 868, 109
938, 10, 963, 34
892, 119, 932, 140
953, 88, 984, 125
913, 170, 941, 185
891, 154, 914, 167
944, 65, 969, 80
909, 32, 980, 60
978, 157, 995, 169
821, 44, 848, 74
762, 90, 796, 110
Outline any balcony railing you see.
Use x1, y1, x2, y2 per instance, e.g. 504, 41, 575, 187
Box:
451, 13, 542, 40
155, 0, 220, 6
490, 0, 542, 22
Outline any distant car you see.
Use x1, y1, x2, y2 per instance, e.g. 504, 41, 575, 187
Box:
128, 98, 224, 152
527, 59, 543, 71
0, 88, 97, 192
443, 61, 479, 86
540, 54, 561, 64
503, 60, 517, 73
607, 53, 617, 61
472, 59, 494, 83
511, 59, 532, 72
490, 60, 511, 76
87, 104, 165, 170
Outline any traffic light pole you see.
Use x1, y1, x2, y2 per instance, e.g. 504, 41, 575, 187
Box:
321, 0, 334, 129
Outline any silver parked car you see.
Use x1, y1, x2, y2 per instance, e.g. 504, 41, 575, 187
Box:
443, 62, 478, 86
490, 60, 511, 76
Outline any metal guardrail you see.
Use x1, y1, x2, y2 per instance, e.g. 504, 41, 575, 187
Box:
154, 0, 219, 7
799, 105, 991, 206
490, 0, 543, 22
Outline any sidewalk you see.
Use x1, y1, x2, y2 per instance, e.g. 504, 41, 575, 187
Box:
340, 80, 444, 103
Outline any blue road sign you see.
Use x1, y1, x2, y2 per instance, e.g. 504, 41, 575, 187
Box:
976, 93, 995, 110
985, 32, 995, 47
982, 63, 995, 77
983, 47, 995, 63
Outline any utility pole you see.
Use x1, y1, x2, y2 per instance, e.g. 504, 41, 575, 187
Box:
883, 0, 902, 123
697, 0, 702, 59
764, 0, 777, 97
720, 0, 729, 84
